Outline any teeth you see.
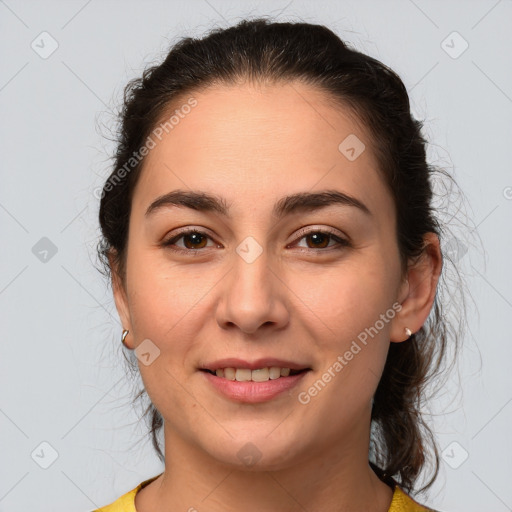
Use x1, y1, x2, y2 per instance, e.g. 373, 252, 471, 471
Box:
269, 367, 281, 379
211, 366, 298, 381
224, 368, 236, 380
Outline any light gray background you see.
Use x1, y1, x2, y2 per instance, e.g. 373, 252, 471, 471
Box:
1, 1, 511, 511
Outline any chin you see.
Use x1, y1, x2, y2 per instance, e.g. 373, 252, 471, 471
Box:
204, 434, 306, 472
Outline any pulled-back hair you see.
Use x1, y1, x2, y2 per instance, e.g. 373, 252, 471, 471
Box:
97, 17, 468, 495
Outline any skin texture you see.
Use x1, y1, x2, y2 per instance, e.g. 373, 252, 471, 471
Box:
111, 81, 442, 512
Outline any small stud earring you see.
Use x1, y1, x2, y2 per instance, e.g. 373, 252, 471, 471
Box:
121, 329, 130, 348
404, 327, 412, 339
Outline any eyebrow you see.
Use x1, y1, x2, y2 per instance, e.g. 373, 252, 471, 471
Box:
145, 189, 372, 219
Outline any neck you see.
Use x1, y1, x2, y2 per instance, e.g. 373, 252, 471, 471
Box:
136, 412, 394, 512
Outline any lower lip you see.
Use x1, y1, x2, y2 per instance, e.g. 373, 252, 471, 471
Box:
200, 370, 310, 403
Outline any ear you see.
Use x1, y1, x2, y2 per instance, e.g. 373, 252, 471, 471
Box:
390, 232, 443, 343
108, 251, 134, 349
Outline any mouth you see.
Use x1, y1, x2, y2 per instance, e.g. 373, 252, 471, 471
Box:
199, 367, 311, 382
199, 365, 312, 403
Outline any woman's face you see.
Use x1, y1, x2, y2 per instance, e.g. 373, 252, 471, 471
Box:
113, 81, 410, 469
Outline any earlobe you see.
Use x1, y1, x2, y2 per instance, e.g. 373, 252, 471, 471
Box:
390, 232, 443, 343
121, 329, 131, 349
108, 252, 134, 349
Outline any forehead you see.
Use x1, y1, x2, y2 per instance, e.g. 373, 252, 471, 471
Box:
132, 81, 393, 222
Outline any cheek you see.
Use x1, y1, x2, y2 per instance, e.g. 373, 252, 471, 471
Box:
124, 256, 203, 417
124, 248, 224, 391
126, 245, 205, 336
289, 257, 395, 398
290, 257, 395, 339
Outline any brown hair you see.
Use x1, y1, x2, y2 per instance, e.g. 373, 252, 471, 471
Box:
97, 17, 469, 495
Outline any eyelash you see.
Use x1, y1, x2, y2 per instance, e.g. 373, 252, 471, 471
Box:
161, 227, 351, 255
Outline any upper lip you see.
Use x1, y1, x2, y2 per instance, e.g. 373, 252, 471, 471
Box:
199, 358, 311, 371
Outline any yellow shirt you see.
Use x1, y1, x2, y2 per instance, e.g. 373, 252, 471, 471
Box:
93, 473, 440, 511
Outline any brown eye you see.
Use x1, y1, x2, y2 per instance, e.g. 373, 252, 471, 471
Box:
162, 227, 350, 255
162, 229, 215, 252
304, 232, 331, 249
294, 229, 350, 251
181, 232, 208, 249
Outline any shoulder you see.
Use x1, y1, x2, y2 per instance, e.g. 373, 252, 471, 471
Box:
91, 474, 162, 512
389, 485, 443, 512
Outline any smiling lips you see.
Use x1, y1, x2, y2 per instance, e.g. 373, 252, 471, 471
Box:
199, 357, 311, 382
203, 366, 305, 382
199, 357, 312, 402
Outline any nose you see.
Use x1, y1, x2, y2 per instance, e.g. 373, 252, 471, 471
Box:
216, 245, 290, 335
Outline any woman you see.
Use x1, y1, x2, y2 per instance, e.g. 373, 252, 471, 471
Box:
94, 17, 463, 512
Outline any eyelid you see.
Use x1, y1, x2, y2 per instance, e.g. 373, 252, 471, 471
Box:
162, 227, 219, 250
291, 225, 347, 243
162, 225, 350, 253
288, 226, 350, 252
